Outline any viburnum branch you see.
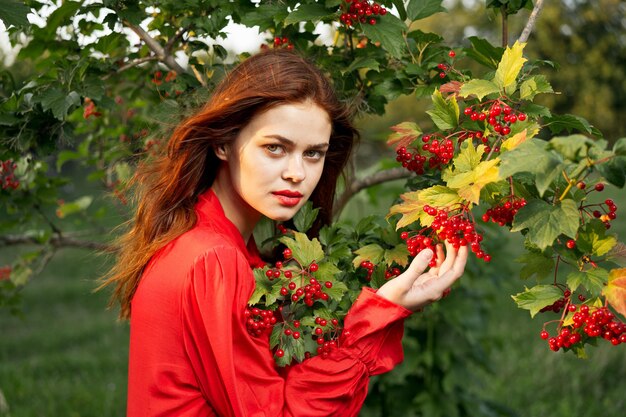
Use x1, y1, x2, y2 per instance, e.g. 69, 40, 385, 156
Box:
164, 24, 192, 54
333, 167, 412, 218
0, 234, 111, 252
105, 56, 159, 79
122, 19, 186, 75
518, 0, 546, 43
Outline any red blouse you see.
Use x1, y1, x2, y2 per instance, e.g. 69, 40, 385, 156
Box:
127, 189, 412, 417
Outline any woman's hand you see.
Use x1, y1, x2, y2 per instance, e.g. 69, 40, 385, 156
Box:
376, 241, 468, 312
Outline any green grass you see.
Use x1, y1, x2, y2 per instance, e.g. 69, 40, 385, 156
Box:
0, 248, 128, 417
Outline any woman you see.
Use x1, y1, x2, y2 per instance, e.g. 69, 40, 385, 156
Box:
102, 49, 468, 417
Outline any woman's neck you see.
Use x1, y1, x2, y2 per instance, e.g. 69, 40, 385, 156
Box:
211, 166, 261, 243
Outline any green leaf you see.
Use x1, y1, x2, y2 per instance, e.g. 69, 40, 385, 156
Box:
464, 37, 504, 69
499, 138, 564, 196
544, 114, 595, 136
493, 41, 527, 90
57, 196, 93, 218
56, 150, 81, 172
512, 285, 563, 317
511, 199, 580, 250
293, 202, 319, 233
458, 79, 500, 101
384, 244, 410, 268
361, 14, 406, 59
344, 57, 380, 74
323, 280, 349, 301
605, 242, 626, 267
353, 244, 385, 268
613, 137, 626, 156
515, 251, 554, 281
519, 75, 553, 100
426, 89, 459, 131
279, 232, 324, 267
406, 0, 446, 20
39, 89, 81, 120
284, 3, 334, 25
596, 155, 626, 188
0, 0, 30, 28
549, 134, 595, 162
566, 269, 608, 297
576, 220, 617, 257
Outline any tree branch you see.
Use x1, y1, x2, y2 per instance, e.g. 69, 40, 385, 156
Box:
518, 0, 546, 43
122, 19, 186, 74
104, 56, 159, 80
0, 234, 113, 252
333, 167, 412, 218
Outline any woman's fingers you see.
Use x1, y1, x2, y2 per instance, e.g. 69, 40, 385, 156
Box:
437, 240, 458, 277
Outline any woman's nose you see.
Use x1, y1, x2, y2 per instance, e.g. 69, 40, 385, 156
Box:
282, 156, 306, 183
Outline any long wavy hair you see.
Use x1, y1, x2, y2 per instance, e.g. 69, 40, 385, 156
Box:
100, 49, 359, 319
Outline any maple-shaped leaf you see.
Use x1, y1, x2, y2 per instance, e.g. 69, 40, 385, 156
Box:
577, 220, 617, 257
511, 285, 563, 317
388, 185, 462, 229
566, 268, 608, 297
384, 244, 410, 267
426, 89, 459, 131
279, 232, 324, 267
352, 244, 385, 268
604, 268, 626, 317
501, 129, 529, 151
387, 121, 422, 150
446, 158, 500, 204
493, 41, 527, 90
511, 199, 579, 250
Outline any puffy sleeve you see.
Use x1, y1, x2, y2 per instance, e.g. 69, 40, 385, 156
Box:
181, 247, 412, 417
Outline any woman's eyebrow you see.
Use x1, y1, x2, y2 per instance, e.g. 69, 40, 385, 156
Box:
263, 134, 329, 150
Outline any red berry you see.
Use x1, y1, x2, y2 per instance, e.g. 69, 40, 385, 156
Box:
309, 263, 319, 272
540, 330, 549, 340
594, 183, 605, 192
275, 349, 285, 357
283, 248, 292, 258
576, 181, 586, 189
448, 50, 456, 58
566, 239, 576, 249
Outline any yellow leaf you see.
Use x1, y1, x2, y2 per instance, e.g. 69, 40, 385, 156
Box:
501, 129, 528, 151
604, 268, 626, 317
494, 41, 527, 90
446, 158, 500, 205
353, 244, 385, 268
452, 141, 486, 172
388, 186, 462, 229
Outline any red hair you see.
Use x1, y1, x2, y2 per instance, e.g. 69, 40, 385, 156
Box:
100, 49, 358, 318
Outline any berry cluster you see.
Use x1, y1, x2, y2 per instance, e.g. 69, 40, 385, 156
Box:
403, 205, 490, 263
0, 265, 11, 281
151, 70, 176, 86
359, 260, 375, 281
541, 305, 626, 351
0, 160, 19, 190
394, 136, 455, 174
436, 50, 457, 78
464, 101, 526, 140
482, 197, 527, 226
266, 36, 294, 50
245, 307, 278, 336
340, 0, 387, 28
83, 97, 101, 119
584, 198, 618, 229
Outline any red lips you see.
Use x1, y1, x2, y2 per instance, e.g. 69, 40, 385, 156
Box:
272, 190, 303, 207
273, 190, 303, 198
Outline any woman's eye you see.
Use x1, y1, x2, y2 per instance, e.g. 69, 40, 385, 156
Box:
265, 144, 283, 154
304, 150, 324, 160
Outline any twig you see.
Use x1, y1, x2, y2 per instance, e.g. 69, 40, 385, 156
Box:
0, 234, 113, 252
122, 19, 186, 74
333, 167, 412, 217
104, 56, 159, 80
518, 0, 546, 43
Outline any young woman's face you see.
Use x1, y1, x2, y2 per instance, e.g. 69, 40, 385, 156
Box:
218, 101, 332, 223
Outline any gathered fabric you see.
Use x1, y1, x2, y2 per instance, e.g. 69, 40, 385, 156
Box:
127, 189, 412, 417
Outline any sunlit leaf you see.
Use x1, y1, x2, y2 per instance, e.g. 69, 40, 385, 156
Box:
426, 89, 459, 131
387, 122, 422, 150
493, 41, 527, 90
459, 79, 500, 100
604, 268, 626, 317
511, 199, 580, 250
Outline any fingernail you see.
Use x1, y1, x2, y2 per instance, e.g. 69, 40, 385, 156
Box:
423, 249, 433, 259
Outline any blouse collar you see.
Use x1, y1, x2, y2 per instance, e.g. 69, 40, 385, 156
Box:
195, 189, 265, 269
